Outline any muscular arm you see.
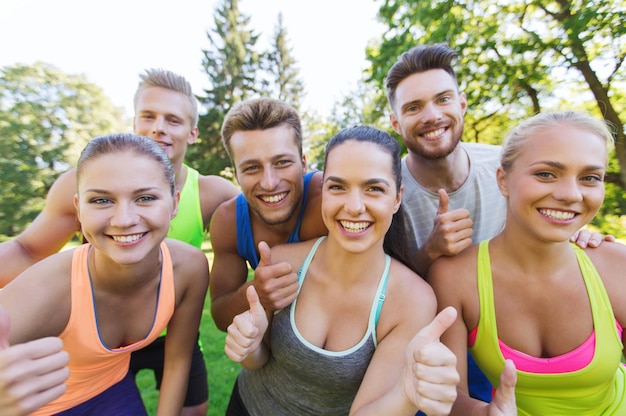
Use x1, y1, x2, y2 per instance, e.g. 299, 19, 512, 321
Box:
208, 201, 254, 332
0, 170, 80, 286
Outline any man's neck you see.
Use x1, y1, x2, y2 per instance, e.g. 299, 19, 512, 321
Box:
172, 161, 187, 193
405, 145, 470, 193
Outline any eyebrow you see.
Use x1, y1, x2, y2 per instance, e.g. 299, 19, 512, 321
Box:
324, 176, 392, 187
237, 153, 297, 168
530, 160, 605, 171
82, 187, 162, 194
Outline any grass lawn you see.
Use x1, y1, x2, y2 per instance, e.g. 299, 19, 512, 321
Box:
135, 239, 243, 415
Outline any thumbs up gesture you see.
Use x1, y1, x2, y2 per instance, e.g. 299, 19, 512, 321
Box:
404, 306, 460, 416
225, 285, 270, 365
253, 241, 299, 311
425, 189, 474, 259
487, 359, 517, 416
0, 307, 69, 415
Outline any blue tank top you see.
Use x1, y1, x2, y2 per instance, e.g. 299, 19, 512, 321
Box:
236, 171, 316, 269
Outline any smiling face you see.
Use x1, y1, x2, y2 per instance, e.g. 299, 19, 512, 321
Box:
230, 124, 307, 227
133, 86, 198, 164
390, 69, 467, 160
322, 140, 402, 254
74, 151, 178, 265
497, 123, 607, 243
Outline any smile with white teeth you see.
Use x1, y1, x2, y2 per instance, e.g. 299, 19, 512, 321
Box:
261, 192, 287, 204
112, 233, 145, 243
340, 221, 371, 233
539, 209, 575, 221
422, 128, 446, 138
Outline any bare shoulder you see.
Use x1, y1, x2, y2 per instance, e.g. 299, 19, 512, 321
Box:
44, 168, 79, 214
300, 171, 327, 240
208, 196, 238, 248
1, 250, 74, 341
197, 173, 239, 224
271, 238, 319, 270
427, 243, 479, 288
165, 239, 209, 273
198, 174, 239, 202
584, 241, 626, 313
376, 258, 437, 339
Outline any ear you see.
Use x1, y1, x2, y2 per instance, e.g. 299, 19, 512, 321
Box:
393, 185, 404, 214
73, 194, 80, 219
187, 126, 199, 145
389, 112, 401, 135
459, 91, 468, 116
301, 154, 307, 175
496, 166, 509, 197
171, 190, 180, 219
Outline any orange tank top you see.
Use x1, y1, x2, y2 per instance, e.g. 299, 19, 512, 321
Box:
33, 242, 175, 415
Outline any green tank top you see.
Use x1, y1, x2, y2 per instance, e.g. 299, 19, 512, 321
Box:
470, 240, 626, 415
167, 165, 204, 249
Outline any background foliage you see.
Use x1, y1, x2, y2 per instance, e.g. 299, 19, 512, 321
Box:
0, 62, 127, 236
0, 0, 624, 236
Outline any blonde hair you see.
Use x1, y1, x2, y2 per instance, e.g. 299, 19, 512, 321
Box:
501, 111, 614, 172
133, 68, 199, 127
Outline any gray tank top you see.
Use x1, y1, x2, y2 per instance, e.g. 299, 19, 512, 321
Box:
238, 237, 391, 415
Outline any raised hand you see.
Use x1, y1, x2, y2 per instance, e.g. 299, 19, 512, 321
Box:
252, 241, 299, 311
488, 359, 517, 416
425, 189, 474, 259
404, 306, 460, 416
224, 286, 269, 364
0, 307, 69, 416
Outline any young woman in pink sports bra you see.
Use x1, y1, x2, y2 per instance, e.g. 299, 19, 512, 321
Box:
0, 134, 209, 415
429, 111, 626, 415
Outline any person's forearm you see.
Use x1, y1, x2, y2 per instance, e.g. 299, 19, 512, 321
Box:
211, 281, 254, 331
414, 244, 438, 277
350, 383, 416, 416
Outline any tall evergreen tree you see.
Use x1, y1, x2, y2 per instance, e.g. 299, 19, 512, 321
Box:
261, 13, 305, 112
192, 0, 260, 175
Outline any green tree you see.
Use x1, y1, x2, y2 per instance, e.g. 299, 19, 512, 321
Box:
369, 0, 625, 178
260, 12, 305, 112
0, 62, 127, 236
193, 0, 261, 175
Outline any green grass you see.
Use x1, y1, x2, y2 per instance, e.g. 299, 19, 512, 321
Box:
136, 240, 243, 415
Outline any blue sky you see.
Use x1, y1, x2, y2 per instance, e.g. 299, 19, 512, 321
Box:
1, 0, 385, 118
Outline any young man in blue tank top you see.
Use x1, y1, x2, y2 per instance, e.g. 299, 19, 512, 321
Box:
0, 69, 239, 416
209, 98, 328, 332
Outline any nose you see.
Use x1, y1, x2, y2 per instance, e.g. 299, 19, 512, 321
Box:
110, 202, 139, 228
151, 116, 166, 135
345, 190, 365, 215
421, 102, 443, 123
260, 167, 280, 190
553, 177, 583, 203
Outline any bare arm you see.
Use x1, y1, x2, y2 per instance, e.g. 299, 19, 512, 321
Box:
197, 175, 239, 231
157, 242, 209, 416
209, 201, 256, 331
0, 170, 80, 286
209, 203, 299, 331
